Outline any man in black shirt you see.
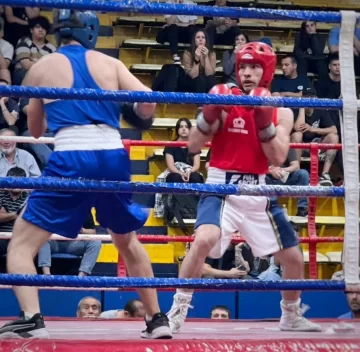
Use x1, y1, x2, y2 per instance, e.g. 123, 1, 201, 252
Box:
291, 90, 338, 186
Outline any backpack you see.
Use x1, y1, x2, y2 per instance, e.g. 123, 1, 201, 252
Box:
164, 194, 199, 235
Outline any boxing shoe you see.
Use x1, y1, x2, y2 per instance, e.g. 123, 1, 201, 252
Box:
140, 312, 173, 339
167, 292, 193, 333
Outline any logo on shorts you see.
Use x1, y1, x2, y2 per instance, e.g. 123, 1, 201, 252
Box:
228, 117, 248, 134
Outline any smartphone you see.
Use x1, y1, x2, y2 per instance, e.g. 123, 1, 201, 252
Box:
238, 265, 246, 271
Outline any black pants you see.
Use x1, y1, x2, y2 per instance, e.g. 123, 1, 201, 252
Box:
166, 172, 204, 183
206, 26, 241, 46
355, 55, 360, 76
156, 24, 197, 56
183, 74, 218, 94
296, 56, 328, 80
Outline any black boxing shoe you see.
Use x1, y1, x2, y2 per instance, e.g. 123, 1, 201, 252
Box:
140, 312, 173, 339
0, 311, 50, 339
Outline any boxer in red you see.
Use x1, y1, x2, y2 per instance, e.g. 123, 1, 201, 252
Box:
167, 42, 321, 333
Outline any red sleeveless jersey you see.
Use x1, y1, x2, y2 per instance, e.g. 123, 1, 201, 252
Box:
209, 106, 278, 174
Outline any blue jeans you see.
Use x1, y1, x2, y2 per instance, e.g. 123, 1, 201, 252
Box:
38, 240, 101, 275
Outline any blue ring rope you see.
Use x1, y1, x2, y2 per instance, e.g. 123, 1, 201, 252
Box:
0, 0, 353, 23
0, 86, 343, 110
0, 274, 346, 290
0, 176, 345, 198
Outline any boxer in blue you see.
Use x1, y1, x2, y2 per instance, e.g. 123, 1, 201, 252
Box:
0, 10, 172, 340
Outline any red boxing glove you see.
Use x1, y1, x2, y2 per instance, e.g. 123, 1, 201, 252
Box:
249, 87, 276, 142
199, 84, 233, 135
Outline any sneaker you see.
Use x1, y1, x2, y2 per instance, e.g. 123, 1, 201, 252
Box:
140, 312, 173, 339
0, 311, 49, 339
279, 300, 322, 332
296, 208, 308, 217
173, 55, 181, 65
318, 173, 333, 186
167, 292, 193, 333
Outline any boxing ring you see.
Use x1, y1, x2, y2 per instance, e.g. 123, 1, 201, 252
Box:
0, 0, 359, 350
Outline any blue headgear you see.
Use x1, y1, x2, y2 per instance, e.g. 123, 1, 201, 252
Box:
54, 10, 99, 50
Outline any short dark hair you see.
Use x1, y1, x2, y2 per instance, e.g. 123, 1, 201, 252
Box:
124, 299, 142, 317
7, 167, 26, 177
29, 16, 51, 32
282, 55, 297, 65
328, 52, 339, 64
211, 305, 231, 316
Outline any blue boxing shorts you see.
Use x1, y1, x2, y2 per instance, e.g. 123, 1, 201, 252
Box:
22, 147, 148, 238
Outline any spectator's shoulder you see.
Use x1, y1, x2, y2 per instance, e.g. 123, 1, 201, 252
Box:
337, 312, 353, 319
17, 148, 36, 160
46, 41, 57, 53
16, 36, 32, 49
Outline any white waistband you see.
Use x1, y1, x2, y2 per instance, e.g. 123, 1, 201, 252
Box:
54, 125, 124, 152
207, 167, 266, 185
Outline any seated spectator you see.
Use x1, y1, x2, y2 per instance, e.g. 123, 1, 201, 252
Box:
38, 213, 101, 277
3, 6, 40, 47
328, 22, 360, 76
164, 118, 203, 184
222, 32, 249, 85
0, 18, 13, 84
0, 81, 19, 133
183, 29, 217, 93
210, 305, 230, 319
19, 98, 54, 169
271, 55, 314, 98
156, 0, 197, 64
0, 167, 29, 256
77, 296, 101, 318
291, 90, 338, 186
0, 128, 41, 177
204, 0, 240, 46
257, 256, 283, 281
338, 292, 360, 319
293, 21, 328, 79
100, 299, 145, 319
266, 148, 309, 217
13, 15, 55, 85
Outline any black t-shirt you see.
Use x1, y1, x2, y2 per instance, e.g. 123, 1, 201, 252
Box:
302, 109, 335, 142
163, 146, 200, 166
315, 76, 341, 99
282, 149, 297, 168
271, 75, 314, 94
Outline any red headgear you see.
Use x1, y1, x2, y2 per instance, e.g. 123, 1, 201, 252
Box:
235, 42, 277, 90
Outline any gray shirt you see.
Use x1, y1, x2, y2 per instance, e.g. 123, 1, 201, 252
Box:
100, 310, 121, 319
0, 148, 41, 177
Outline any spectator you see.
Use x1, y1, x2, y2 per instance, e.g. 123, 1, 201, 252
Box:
204, 0, 241, 46
210, 305, 230, 319
0, 17, 13, 84
257, 256, 283, 281
328, 22, 360, 76
3, 6, 40, 48
266, 149, 309, 217
19, 98, 53, 170
293, 21, 328, 79
13, 15, 55, 85
77, 296, 101, 318
0, 128, 41, 177
222, 32, 249, 85
271, 55, 314, 98
100, 299, 145, 319
38, 213, 101, 277
164, 118, 203, 184
156, 0, 197, 64
291, 91, 338, 186
183, 29, 217, 93
0, 167, 29, 256
338, 292, 360, 319
0, 81, 19, 133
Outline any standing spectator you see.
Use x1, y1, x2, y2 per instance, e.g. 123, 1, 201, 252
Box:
204, 0, 241, 46
38, 213, 101, 277
328, 23, 360, 76
13, 16, 56, 85
210, 305, 230, 319
291, 91, 338, 186
266, 149, 309, 217
3, 6, 40, 47
0, 128, 41, 177
182, 29, 217, 93
293, 21, 328, 79
0, 81, 19, 133
0, 17, 13, 84
156, 0, 197, 64
222, 32, 249, 85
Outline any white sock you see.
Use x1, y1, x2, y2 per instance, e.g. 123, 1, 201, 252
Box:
146, 314, 153, 322
282, 299, 300, 306
24, 312, 36, 320
176, 289, 193, 297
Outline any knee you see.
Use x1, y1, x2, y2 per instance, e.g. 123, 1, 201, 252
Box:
88, 240, 102, 253
326, 132, 339, 143
166, 173, 183, 183
291, 132, 303, 143
297, 169, 309, 183
192, 226, 220, 255
189, 172, 203, 183
277, 246, 303, 267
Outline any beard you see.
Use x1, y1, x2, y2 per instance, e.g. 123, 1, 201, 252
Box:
0, 145, 16, 156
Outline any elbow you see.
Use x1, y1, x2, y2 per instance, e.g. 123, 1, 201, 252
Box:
269, 152, 287, 167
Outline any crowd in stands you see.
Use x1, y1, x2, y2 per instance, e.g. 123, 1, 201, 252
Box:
0, 4, 358, 321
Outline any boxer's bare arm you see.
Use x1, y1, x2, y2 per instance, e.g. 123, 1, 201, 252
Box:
261, 107, 293, 166
114, 59, 156, 120
22, 60, 47, 139
188, 126, 212, 154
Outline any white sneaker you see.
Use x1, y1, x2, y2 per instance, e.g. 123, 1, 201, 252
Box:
167, 292, 193, 333
279, 300, 322, 332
